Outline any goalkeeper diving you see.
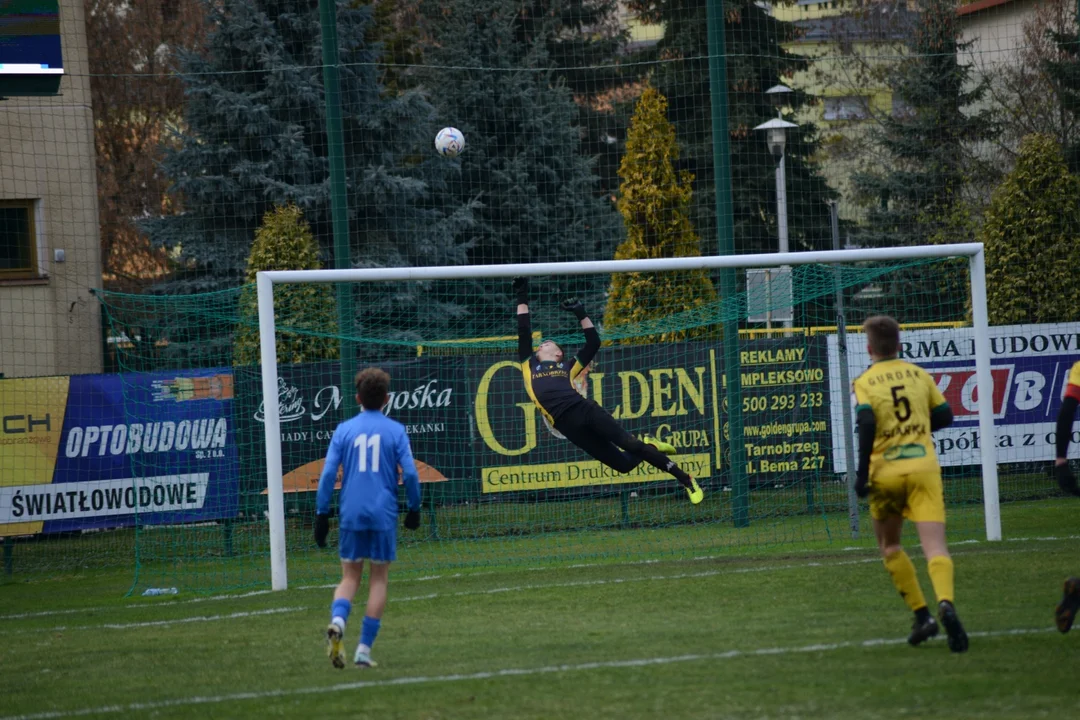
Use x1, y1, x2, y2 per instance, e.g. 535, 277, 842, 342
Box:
512, 277, 703, 504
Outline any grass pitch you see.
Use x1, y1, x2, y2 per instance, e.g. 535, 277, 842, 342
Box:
2, 500, 1079, 719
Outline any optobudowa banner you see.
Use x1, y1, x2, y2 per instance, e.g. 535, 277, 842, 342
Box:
0, 370, 239, 535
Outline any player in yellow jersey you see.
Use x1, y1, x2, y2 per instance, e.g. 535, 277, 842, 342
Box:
1052, 360, 1080, 632
853, 316, 968, 652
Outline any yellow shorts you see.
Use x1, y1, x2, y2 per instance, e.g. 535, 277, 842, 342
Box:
868, 471, 945, 524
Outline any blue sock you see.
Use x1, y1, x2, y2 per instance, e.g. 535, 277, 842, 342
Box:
360, 616, 381, 649
330, 598, 351, 628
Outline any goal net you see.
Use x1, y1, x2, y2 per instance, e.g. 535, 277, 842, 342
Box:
5, 0, 1080, 599
154, 246, 1007, 591
11, 245, 1048, 592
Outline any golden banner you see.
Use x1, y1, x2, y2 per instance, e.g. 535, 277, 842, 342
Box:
481, 453, 711, 494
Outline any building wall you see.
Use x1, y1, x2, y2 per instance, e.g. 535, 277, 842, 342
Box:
959, 0, 1035, 73
0, 0, 101, 379
774, 0, 859, 23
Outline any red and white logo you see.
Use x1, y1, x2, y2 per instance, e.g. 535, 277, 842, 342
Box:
928, 366, 1013, 420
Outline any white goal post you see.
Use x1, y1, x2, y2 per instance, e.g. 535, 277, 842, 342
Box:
257, 243, 1000, 590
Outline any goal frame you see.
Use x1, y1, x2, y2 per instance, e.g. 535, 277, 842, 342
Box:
257, 243, 1000, 590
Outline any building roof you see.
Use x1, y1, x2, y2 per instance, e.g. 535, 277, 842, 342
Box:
957, 0, 1019, 17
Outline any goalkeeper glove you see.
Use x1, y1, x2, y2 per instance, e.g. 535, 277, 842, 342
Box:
314, 513, 330, 548
854, 472, 870, 499
404, 509, 421, 530
1055, 462, 1080, 497
512, 277, 529, 305
560, 298, 588, 320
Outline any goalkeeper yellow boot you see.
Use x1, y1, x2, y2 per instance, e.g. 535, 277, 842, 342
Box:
326, 622, 346, 669
686, 476, 704, 505
644, 436, 677, 455
1055, 577, 1080, 633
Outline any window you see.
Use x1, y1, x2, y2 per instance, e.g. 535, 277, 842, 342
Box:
823, 96, 869, 121
0, 200, 39, 280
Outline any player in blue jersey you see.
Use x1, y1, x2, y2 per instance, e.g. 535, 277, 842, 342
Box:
315, 368, 422, 669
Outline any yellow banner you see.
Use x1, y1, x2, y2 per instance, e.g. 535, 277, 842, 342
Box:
482, 453, 711, 494
0, 376, 70, 535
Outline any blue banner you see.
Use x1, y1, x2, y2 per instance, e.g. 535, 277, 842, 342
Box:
0, 369, 239, 533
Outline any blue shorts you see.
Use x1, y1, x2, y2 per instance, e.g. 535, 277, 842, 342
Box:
339, 528, 396, 564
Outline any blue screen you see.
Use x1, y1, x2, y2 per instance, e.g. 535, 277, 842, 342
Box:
0, 1, 63, 73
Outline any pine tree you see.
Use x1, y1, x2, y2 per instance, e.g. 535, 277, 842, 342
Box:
418, 0, 623, 335
981, 134, 1080, 325
851, 0, 995, 249
234, 205, 339, 366
144, 0, 473, 296
1041, 16, 1080, 173
358, 0, 425, 95
522, 0, 633, 200
625, 0, 837, 255
366, 0, 630, 195
840, 0, 996, 323
604, 87, 717, 342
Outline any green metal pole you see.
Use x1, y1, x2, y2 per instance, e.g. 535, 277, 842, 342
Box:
705, 0, 748, 527
319, 0, 356, 418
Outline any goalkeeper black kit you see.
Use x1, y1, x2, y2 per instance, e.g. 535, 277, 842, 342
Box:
515, 309, 693, 484
517, 311, 599, 427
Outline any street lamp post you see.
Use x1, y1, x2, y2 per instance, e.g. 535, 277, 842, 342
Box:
754, 86, 799, 330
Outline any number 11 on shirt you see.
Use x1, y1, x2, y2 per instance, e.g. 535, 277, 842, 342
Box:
354, 434, 381, 473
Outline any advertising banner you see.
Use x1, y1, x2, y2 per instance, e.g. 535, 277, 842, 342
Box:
733, 340, 830, 477
237, 359, 468, 499
828, 322, 1080, 471
0, 370, 238, 535
469, 336, 831, 494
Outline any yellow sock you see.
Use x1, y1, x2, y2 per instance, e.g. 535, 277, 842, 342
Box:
927, 555, 955, 605
883, 550, 927, 612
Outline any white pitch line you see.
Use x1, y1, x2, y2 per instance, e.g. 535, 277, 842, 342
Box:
392, 558, 884, 603
4, 536, 1076, 622
0, 626, 1058, 720
0, 573, 483, 621
0, 607, 305, 635
2, 545, 1060, 631
393, 544, 1071, 604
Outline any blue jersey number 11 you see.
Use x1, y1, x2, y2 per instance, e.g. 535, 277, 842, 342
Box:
354, 433, 382, 473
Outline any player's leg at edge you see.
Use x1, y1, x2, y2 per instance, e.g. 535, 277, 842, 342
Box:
327, 558, 364, 669
873, 514, 939, 647
642, 436, 703, 504
559, 407, 703, 505
354, 560, 390, 668
917, 520, 968, 653
1055, 577, 1080, 633
643, 436, 676, 455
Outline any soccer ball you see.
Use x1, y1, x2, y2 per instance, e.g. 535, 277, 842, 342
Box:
435, 127, 465, 158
